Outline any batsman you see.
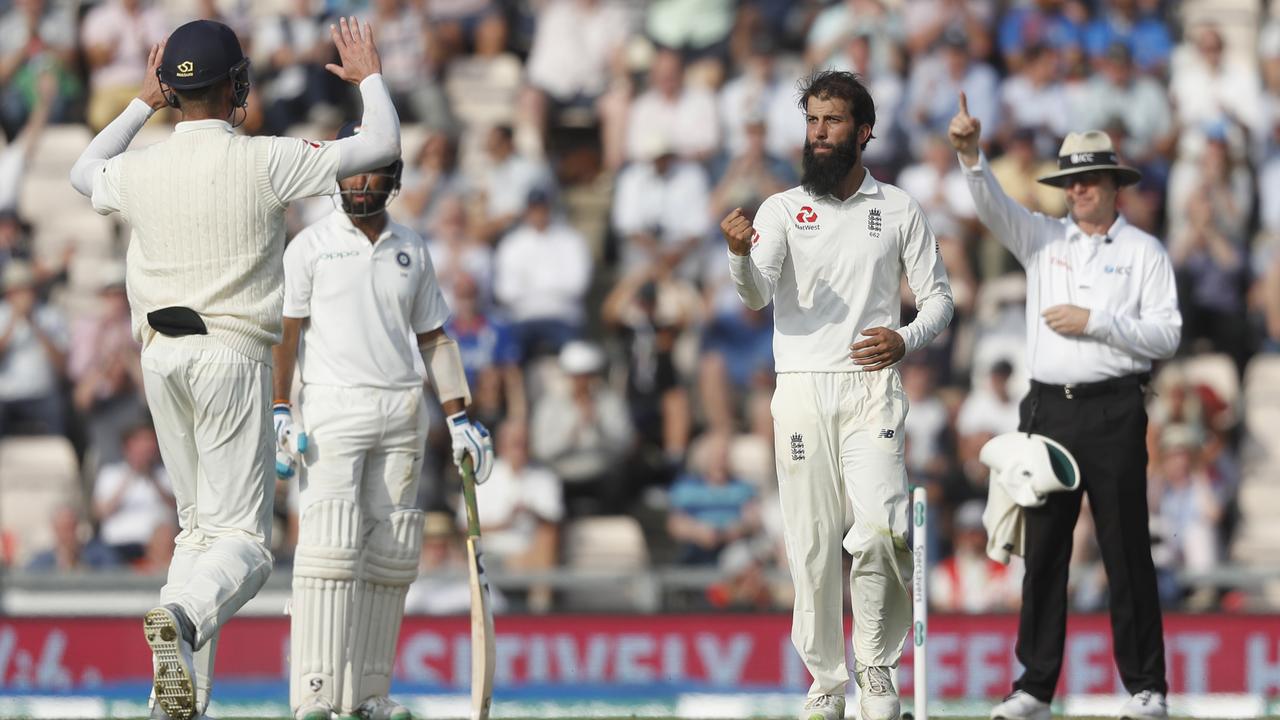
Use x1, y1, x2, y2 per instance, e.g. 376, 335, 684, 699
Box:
273, 120, 494, 720
721, 71, 953, 720
68, 16, 399, 720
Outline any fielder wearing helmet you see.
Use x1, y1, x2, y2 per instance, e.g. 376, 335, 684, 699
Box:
156, 20, 253, 126
68, 16, 404, 720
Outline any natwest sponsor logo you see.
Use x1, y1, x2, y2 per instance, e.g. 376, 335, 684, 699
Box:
794, 206, 820, 230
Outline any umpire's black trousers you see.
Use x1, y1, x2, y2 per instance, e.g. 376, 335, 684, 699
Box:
1013, 374, 1168, 701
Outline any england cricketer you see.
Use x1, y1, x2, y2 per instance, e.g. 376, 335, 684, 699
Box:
68, 17, 400, 720
720, 71, 953, 720
273, 121, 494, 720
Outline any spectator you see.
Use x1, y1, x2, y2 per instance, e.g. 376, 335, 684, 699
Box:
427, 0, 507, 61
446, 272, 525, 427
697, 301, 773, 437
895, 133, 976, 239
602, 266, 699, 469
79, 0, 167, 131
667, 431, 761, 565
708, 113, 793, 220
253, 0, 341, 135
611, 133, 711, 276
996, 0, 1085, 73
1170, 186, 1248, 367
929, 500, 1021, 612
68, 266, 145, 469
625, 48, 720, 163
997, 43, 1070, 141
475, 125, 554, 243
956, 359, 1020, 449
904, 27, 999, 157
466, 419, 562, 611
0, 67, 54, 223
531, 340, 635, 516
401, 132, 466, 237
493, 188, 591, 359
0, 260, 67, 436
425, 196, 493, 307
91, 421, 174, 563
1256, 22, 1280, 161
25, 504, 118, 572
1081, 0, 1172, 75
719, 36, 805, 163
1149, 424, 1222, 604
522, 0, 631, 140
987, 127, 1067, 220
0, 0, 77, 139
821, 28, 905, 171
903, 0, 995, 61
901, 360, 949, 479
1169, 23, 1260, 157
805, 0, 903, 77
364, 0, 453, 129
1168, 126, 1252, 244
644, 0, 735, 62
1076, 43, 1175, 172
405, 511, 508, 615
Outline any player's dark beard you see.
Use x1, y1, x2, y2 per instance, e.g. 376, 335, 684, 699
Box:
801, 135, 861, 198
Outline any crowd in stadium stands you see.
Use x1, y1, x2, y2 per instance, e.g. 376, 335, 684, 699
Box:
0, 0, 1277, 615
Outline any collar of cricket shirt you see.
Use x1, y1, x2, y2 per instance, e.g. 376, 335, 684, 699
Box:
818, 168, 880, 205
335, 209, 398, 248
173, 119, 233, 134
1067, 214, 1129, 244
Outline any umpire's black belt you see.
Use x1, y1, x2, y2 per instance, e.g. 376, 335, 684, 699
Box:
1030, 372, 1150, 400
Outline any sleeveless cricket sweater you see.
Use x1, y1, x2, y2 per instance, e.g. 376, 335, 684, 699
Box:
116, 125, 287, 363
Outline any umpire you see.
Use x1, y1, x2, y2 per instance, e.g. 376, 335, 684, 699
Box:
949, 94, 1181, 720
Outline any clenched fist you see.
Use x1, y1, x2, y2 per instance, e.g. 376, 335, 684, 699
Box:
721, 208, 755, 257
948, 91, 981, 165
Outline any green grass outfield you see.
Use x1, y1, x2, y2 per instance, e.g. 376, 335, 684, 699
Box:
1, 694, 1276, 719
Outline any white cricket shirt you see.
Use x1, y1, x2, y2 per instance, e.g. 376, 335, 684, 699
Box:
728, 172, 954, 373
283, 211, 450, 389
960, 152, 1181, 385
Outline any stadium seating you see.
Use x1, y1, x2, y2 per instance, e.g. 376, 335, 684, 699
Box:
0, 436, 82, 567
560, 516, 650, 611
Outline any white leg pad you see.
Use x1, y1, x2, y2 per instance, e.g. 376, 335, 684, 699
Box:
344, 509, 423, 712
290, 499, 361, 714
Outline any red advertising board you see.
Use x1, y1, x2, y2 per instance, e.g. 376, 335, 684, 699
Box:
3, 614, 1280, 697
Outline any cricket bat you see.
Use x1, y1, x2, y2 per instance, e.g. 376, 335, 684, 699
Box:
460, 458, 495, 720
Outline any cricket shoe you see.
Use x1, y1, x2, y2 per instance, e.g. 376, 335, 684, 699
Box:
295, 700, 336, 720
991, 690, 1051, 720
144, 605, 197, 720
799, 693, 845, 720
855, 664, 900, 720
355, 696, 412, 720
1119, 690, 1168, 720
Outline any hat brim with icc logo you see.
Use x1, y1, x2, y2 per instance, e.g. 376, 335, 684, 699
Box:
980, 431, 1081, 507
1036, 130, 1143, 188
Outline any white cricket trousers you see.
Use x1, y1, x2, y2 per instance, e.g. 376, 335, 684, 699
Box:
771, 370, 913, 699
140, 336, 275, 649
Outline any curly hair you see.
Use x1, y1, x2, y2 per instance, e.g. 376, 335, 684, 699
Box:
797, 70, 877, 150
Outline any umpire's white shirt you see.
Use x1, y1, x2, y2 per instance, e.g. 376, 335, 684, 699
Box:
728, 171, 954, 372
283, 211, 449, 389
960, 153, 1181, 385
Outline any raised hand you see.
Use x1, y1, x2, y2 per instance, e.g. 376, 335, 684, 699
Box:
325, 16, 382, 85
948, 91, 981, 164
138, 41, 168, 111
720, 208, 755, 257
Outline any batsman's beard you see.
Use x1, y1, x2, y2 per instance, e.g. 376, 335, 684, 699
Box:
801, 135, 862, 198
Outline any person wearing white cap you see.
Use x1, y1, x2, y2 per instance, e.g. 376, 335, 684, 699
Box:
720, 70, 954, 720
950, 92, 1180, 720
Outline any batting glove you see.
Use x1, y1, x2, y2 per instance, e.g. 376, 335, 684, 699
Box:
447, 412, 493, 484
273, 403, 308, 479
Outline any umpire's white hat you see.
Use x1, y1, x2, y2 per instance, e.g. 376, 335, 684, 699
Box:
1036, 130, 1142, 187
980, 431, 1081, 507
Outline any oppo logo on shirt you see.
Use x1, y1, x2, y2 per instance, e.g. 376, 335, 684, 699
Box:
794, 206, 820, 231
316, 250, 361, 262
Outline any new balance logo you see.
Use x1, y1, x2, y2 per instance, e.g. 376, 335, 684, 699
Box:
868, 208, 882, 237
790, 433, 805, 461
877, 429, 895, 439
